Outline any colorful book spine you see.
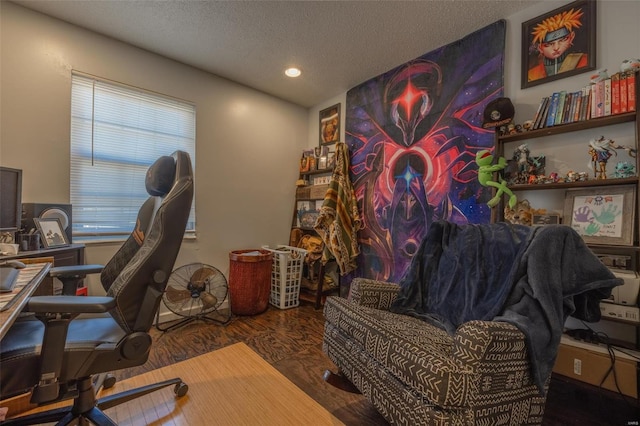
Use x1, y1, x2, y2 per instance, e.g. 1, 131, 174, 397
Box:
604, 78, 612, 116
628, 71, 636, 112
573, 91, 583, 122
593, 80, 605, 118
547, 92, 560, 127
584, 86, 592, 120
591, 83, 598, 118
621, 72, 628, 113
531, 97, 546, 127
611, 73, 621, 115
578, 87, 588, 121
562, 92, 573, 124
554, 91, 567, 124
535, 97, 550, 129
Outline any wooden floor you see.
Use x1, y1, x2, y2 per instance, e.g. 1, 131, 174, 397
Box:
112, 301, 639, 426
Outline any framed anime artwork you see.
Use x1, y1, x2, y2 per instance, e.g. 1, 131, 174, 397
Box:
319, 103, 340, 146
521, 0, 596, 89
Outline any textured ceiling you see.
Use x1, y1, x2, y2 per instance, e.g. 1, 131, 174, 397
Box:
12, 0, 538, 108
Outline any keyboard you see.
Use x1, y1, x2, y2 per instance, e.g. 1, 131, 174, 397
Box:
0, 268, 19, 293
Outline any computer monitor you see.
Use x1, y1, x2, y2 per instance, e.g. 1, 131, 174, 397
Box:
0, 167, 23, 234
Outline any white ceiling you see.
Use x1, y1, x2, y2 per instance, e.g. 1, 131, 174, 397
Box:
12, 0, 539, 108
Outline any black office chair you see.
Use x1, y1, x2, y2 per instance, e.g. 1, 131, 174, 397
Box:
0, 150, 194, 425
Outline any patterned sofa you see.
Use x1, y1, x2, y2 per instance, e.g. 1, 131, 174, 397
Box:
323, 278, 549, 425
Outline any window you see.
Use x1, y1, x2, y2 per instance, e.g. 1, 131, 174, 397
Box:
70, 73, 196, 242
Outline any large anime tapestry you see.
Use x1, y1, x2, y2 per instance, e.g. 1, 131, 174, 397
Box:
346, 20, 506, 282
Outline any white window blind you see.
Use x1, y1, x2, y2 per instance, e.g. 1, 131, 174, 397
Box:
70, 73, 196, 242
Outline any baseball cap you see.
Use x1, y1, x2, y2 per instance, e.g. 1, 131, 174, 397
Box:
482, 97, 515, 129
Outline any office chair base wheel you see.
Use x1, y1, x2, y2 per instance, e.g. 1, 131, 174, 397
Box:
102, 373, 117, 389
174, 381, 189, 397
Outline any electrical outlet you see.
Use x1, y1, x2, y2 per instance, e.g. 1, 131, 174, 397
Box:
573, 358, 582, 375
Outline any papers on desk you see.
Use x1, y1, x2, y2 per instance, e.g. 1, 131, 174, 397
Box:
0, 264, 47, 312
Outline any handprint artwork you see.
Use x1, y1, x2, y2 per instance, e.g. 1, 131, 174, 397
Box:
570, 194, 624, 238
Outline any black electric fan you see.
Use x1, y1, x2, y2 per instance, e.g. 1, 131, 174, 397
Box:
156, 263, 231, 331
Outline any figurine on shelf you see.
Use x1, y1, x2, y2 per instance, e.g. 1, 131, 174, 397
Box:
588, 136, 617, 179
613, 161, 636, 178
513, 143, 531, 175
566, 170, 578, 182
589, 68, 609, 85
475, 150, 517, 209
620, 58, 640, 73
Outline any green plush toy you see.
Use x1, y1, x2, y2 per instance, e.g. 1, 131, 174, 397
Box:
475, 150, 517, 209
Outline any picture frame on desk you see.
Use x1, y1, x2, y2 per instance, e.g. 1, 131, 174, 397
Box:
563, 185, 635, 246
34, 217, 69, 249
521, 0, 596, 89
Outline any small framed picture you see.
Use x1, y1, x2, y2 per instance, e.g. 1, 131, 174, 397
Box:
34, 217, 69, 248
318, 156, 328, 170
532, 214, 560, 225
563, 185, 636, 246
327, 152, 336, 169
319, 103, 341, 146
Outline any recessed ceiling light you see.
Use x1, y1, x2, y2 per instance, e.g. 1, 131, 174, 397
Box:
285, 67, 301, 78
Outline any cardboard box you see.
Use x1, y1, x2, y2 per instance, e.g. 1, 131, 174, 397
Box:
553, 343, 637, 398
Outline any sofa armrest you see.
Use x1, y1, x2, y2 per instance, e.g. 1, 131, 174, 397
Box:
453, 320, 542, 391
347, 278, 400, 310
454, 320, 529, 370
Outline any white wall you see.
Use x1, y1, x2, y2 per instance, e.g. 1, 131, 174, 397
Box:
0, 2, 308, 298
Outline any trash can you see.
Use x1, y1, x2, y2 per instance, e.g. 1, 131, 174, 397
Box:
228, 249, 273, 315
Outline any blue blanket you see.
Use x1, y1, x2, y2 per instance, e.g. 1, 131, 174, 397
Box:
390, 221, 621, 392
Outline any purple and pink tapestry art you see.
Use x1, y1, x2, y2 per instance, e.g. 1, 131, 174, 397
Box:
346, 20, 506, 282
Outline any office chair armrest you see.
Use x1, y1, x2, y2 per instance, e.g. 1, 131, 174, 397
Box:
26, 295, 116, 314
49, 264, 104, 278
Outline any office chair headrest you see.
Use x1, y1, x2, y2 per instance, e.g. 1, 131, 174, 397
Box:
145, 156, 176, 196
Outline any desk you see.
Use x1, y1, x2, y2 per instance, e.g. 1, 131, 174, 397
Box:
0, 244, 84, 295
0, 263, 50, 340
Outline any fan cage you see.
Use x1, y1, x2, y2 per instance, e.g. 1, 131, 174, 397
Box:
163, 263, 228, 318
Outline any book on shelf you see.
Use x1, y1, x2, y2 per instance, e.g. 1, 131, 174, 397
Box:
572, 91, 583, 123
569, 90, 582, 123
534, 96, 550, 129
531, 97, 546, 127
525, 71, 637, 129
546, 92, 560, 127
561, 92, 573, 124
628, 71, 636, 112
621, 72, 628, 113
593, 80, 605, 118
612, 73, 621, 115
604, 77, 612, 116
578, 87, 588, 122
584, 86, 592, 120
554, 91, 567, 124
590, 83, 597, 118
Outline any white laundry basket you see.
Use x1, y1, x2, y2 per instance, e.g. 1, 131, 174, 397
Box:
262, 245, 307, 309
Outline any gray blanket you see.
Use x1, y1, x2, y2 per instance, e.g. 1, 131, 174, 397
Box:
390, 221, 621, 392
